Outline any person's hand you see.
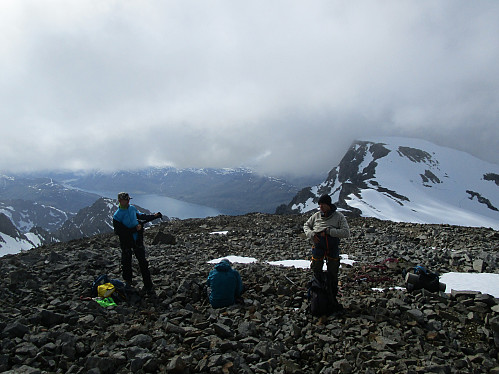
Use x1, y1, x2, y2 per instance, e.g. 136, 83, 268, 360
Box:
313, 231, 327, 242
136, 224, 142, 231
313, 234, 320, 243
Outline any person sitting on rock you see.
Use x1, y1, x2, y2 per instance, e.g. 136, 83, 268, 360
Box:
207, 259, 243, 308
303, 194, 350, 313
113, 192, 162, 296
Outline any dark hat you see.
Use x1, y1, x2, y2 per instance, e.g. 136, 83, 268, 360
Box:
318, 194, 332, 206
117, 192, 131, 200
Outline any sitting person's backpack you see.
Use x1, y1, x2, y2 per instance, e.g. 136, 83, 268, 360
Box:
404, 266, 445, 293
307, 273, 338, 317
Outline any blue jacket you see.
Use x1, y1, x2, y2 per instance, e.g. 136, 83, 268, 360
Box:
207, 261, 243, 308
113, 205, 155, 248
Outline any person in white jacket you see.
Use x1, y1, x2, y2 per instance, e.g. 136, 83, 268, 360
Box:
303, 194, 350, 311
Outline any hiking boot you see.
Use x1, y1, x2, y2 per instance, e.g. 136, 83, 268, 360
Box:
327, 298, 344, 316
331, 306, 345, 317
330, 302, 345, 318
317, 315, 328, 325
141, 286, 156, 297
125, 280, 134, 290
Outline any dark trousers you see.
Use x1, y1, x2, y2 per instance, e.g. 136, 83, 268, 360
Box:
310, 234, 340, 299
121, 239, 153, 290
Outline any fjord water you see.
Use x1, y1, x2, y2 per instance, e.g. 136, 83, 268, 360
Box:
129, 193, 222, 219
79, 188, 222, 219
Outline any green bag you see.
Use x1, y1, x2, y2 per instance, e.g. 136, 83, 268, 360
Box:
95, 297, 117, 307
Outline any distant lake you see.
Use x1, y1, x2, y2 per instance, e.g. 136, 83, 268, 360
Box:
74, 188, 222, 219
129, 193, 222, 219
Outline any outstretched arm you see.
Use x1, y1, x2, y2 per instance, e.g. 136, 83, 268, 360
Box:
137, 212, 162, 223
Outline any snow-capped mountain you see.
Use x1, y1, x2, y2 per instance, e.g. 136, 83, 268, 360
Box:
0, 199, 72, 232
284, 137, 499, 230
0, 175, 103, 256
55, 197, 119, 242
0, 213, 58, 257
56, 197, 160, 242
2, 137, 498, 256
0, 197, 159, 257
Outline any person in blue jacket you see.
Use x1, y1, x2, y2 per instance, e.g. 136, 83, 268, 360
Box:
113, 192, 162, 295
207, 259, 243, 308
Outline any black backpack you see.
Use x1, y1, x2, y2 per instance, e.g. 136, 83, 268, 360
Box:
404, 266, 442, 293
307, 273, 335, 317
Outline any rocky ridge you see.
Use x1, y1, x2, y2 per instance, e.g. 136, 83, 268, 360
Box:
1, 213, 498, 373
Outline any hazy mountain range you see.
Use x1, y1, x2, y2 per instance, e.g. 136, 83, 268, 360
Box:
1, 137, 498, 256
0, 168, 311, 256
38, 167, 314, 215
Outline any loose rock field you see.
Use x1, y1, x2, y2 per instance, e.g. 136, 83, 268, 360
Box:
1, 213, 498, 373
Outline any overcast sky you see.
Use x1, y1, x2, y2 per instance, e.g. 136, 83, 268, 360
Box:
1, 1, 498, 178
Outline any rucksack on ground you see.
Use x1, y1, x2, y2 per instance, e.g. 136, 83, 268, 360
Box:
307, 273, 340, 317
404, 265, 445, 293
92, 274, 110, 297
97, 283, 116, 298
91, 274, 128, 303
108, 279, 128, 303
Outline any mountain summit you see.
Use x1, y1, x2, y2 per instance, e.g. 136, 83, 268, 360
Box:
282, 137, 499, 229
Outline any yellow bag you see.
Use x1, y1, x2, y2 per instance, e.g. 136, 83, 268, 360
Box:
97, 283, 116, 298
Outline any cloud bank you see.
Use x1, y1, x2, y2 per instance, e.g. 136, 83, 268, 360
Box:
1, 1, 498, 177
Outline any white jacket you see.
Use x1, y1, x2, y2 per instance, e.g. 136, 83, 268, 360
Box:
303, 210, 350, 240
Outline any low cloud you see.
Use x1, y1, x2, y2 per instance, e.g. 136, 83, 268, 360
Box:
1, 1, 498, 177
